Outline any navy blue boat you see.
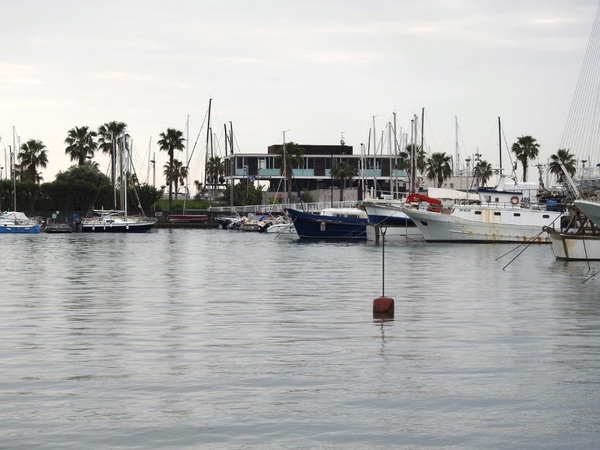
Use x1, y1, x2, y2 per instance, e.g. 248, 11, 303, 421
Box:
285, 207, 368, 240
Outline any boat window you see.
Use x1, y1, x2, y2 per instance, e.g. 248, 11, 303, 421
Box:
495, 197, 500, 202
475, 211, 482, 215
420, 221, 428, 226
494, 212, 501, 216
514, 213, 521, 217
543, 215, 549, 218
484, 195, 491, 202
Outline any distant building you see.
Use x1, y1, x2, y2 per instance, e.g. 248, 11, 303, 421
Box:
222, 143, 409, 201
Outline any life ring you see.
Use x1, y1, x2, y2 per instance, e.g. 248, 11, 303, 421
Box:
510, 196, 519, 205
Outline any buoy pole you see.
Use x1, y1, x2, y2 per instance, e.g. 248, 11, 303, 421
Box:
373, 226, 394, 316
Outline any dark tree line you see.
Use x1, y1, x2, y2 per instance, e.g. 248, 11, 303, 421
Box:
0, 165, 161, 216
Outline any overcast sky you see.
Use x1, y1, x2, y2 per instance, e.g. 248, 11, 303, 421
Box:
1, 0, 598, 184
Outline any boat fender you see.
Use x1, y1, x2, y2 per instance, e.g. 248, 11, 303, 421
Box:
510, 196, 519, 205
320, 221, 326, 231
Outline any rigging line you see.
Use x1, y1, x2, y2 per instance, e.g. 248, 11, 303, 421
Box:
187, 109, 209, 168
500, 126, 518, 179
502, 230, 546, 271
495, 241, 528, 260
582, 266, 600, 284
498, 214, 562, 263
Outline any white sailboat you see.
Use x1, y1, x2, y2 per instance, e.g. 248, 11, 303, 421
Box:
81, 136, 157, 233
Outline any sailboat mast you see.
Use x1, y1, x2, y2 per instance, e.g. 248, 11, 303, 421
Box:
12, 126, 17, 210
388, 121, 392, 198
283, 130, 287, 204
229, 122, 234, 209
204, 98, 212, 189
455, 116, 459, 176
372, 116, 377, 197
498, 117, 503, 174
393, 112, 398, 198
123, 137, 128, 218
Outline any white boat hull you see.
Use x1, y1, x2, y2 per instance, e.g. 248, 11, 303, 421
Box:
402, 205, 562, 243
548, 229, 600, 261
366, 224, 424, 243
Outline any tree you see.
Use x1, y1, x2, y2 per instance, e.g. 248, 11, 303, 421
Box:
473, 160, 493, 187
274, 142, 304, 202
65, 126, 97, 166
50, 164, 113, 211
425, 152, 453, 188
19, 139, 48, 183
163, 159, 188, 200
157, 128, 185, 211
206, 156, 224, 198
511, 135, 540, 182
548, 148, 576, 183
98, 121, 128, 186
331, 160, 355, 202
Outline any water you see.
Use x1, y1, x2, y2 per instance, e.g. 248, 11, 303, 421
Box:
1, 230, 599, 449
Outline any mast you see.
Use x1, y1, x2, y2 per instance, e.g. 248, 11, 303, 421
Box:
498, 117, 503, 174
12, 126, 17, 210
393, 113, 398, 198
283, 130, 287, 205
372, 116, 377, 197
112, 137, 117, 209
204, 98, 212, 190
185, 114, 190, 196
411, 117, 415, 193
419, 108, 424, 192
229, 122, 234, 210
120, 136, 126, 213
455, 116, 459, 177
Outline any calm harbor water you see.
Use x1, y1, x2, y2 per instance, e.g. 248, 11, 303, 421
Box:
1, 229, 599, 449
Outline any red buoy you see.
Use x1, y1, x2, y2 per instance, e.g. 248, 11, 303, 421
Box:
373, 296, 394, 315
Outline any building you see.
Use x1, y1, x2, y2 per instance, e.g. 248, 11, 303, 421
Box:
222, 143, 409, 202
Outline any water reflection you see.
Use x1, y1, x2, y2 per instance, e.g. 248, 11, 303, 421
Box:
1, 230, 600, 448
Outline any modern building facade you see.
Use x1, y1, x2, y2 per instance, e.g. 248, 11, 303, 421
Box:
222, 143, 409, 201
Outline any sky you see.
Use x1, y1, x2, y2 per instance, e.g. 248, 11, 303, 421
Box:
1, 0, 598, 185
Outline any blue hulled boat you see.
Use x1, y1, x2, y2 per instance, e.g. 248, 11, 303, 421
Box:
0, 212, 41, 234
285, 207, 368, 240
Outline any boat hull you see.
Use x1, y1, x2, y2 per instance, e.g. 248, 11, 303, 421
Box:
0, 223, 41, 234
574, 200, 600, 228
167, 214, 208, 223
363, 202, 413, 227
366, 224, 423, 243
402, 205, 562, 243
548, 229, 600, 261
81, 221, 156, 233
286, 208, 367, 240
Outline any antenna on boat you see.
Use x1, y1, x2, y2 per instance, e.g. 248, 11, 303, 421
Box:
373, 226, 394, 317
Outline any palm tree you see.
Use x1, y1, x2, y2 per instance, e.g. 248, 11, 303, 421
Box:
473, 160, 493, 187
206, 156, 224, 198
331, 160, 355, 202
511, 135, 540, 182
65, 126, 97, 166
425, 152, 453, 188
98, 121, 128, 186
18, 139, 48, 183
548, 148, 576, 183
170, 159, 188, 199
398, 144, 427, 173
274, 142, 304, 202
157, 128, 185, 211
163, 162, 174, 198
